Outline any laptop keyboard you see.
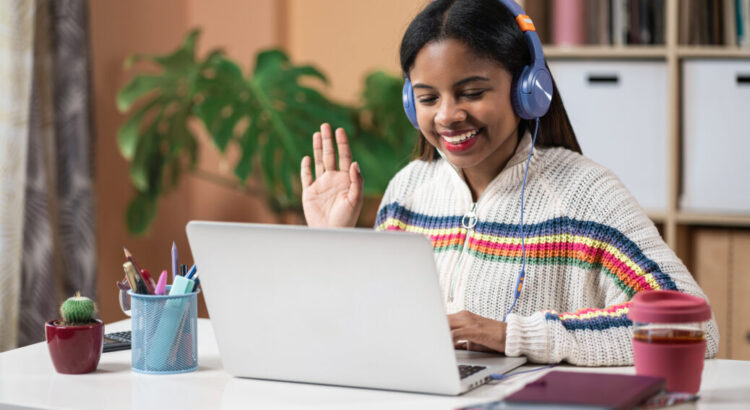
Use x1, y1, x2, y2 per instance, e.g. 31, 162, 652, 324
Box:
458, 364, 487, 379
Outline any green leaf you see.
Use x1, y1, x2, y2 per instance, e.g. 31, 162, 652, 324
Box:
117, 75, 163, 112
126, 194, 157, 235
153, 29, 199, 69
288, 65, 328, 84
253, 49, 289, 77
129, 118, 162, 191
234, 113, 261, 181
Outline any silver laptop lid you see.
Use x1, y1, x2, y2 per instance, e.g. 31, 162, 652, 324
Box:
186, 221, 464, 395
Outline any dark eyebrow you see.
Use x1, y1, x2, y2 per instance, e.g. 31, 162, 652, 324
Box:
412, 76, 490, 90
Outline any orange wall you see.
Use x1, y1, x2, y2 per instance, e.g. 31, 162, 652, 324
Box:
90, 0, 429, 322
286, 0, 427, 103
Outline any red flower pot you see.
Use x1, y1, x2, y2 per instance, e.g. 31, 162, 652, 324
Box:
45, 319, 104, 374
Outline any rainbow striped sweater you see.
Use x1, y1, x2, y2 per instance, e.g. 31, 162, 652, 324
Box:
375, 133, 719, 366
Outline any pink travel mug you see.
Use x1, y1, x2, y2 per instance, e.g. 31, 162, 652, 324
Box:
629, 290, 712, 394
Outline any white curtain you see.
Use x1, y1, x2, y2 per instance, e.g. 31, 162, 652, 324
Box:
0, 0, 36, 352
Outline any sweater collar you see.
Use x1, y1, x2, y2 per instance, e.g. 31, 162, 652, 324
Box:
439, 130, 539, 202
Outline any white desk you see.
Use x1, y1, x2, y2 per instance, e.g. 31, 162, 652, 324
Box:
1, 319, 749, 410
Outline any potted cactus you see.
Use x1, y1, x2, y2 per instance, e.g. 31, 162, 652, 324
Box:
45, 292, 104, 374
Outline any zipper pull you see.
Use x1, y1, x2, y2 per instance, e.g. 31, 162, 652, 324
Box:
449, 202, 478, 303
461, 202, 478, 229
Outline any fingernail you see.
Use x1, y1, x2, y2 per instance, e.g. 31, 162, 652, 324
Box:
355, 163, 360, 173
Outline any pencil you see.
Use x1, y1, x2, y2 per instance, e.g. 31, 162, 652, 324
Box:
123, 246, 141, 272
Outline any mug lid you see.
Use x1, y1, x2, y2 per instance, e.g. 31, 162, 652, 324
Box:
628, 290, 711, 323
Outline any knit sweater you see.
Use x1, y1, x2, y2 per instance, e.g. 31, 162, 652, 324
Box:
374, 132, 719, 366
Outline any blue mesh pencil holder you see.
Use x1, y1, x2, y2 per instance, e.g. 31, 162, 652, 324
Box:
129, 287, 199, 374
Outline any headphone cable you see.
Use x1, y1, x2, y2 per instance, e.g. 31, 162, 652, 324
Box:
503, 117, 540, 322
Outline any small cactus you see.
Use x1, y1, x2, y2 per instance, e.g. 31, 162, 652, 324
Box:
60, 292, 97, 325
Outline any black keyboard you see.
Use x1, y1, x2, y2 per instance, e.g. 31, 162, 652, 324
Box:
458, 364, 486, 379
105, 331, 131, 343
103, 330, 131, 352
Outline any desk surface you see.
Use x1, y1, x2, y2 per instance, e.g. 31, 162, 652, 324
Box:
1, 319, 749, 410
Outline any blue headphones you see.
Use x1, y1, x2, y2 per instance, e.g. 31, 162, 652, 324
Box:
402, 0, 553, 127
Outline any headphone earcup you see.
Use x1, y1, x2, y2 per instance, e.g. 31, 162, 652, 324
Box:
402, 78, 420, 130
510, 69, 526, 119
512, 65, 553, 120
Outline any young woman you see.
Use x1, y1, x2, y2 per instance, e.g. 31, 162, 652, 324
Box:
299, 0, 718, 366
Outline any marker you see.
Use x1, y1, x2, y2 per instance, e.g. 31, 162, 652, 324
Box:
155, 270, 168, 295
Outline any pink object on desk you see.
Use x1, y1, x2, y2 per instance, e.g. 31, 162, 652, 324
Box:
504, 371, 664, 409
629, 290, 711, 394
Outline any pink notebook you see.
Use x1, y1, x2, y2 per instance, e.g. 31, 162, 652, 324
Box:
503, 371, 665, 410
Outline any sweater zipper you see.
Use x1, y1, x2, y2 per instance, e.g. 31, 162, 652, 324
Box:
448, 202, 477, 303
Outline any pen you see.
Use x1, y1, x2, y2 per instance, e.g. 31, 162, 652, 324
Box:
180, 264, 187, 277
186, 265, 197, 280
172, 241, 178, 283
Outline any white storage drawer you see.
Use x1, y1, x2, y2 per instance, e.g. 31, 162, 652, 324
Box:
548, 60, 668, 213
682, 60, 750, 214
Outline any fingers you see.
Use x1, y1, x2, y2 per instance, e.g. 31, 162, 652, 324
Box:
448, 310, 472, 329
336, 127, 352, 171
321, 123, 337, 172
301, 156, 313, 188
347, 162, 363, 206
451, 327, 481, 344
450, 312, 507, 353
312, 131, 324, 177
466, 341, 495, 353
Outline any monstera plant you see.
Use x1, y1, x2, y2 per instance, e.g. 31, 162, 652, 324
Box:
117, 29, 415, 235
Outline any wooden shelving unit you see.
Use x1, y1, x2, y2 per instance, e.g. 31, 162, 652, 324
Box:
527, 0, 750, 360
533, 0, 750, 251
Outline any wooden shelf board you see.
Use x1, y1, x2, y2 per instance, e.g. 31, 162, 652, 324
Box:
544, 45, 667, 59
677, 47, 750, 58
676, 212, 750, 227
647, 212, 668, 224
543, 46, 750, 59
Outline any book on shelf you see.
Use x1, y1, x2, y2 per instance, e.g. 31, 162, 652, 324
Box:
680, 0, 750, 47
526, 0, 750, 48
527, 0, 666, 46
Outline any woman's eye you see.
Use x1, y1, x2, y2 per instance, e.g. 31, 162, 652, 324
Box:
417, 96, 438, 104
462, 90, 485, 99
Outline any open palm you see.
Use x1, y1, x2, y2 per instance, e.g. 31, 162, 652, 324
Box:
300, 124, 363, 228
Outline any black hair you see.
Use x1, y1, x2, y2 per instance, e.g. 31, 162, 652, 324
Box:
400, 0, 581, 161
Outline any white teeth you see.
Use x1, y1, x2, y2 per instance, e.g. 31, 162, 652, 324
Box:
442, 129, 479, 144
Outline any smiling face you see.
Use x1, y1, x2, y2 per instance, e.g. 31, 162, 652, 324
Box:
410, 38, 521, 186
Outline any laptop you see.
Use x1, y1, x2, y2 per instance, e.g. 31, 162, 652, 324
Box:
186, 221, 526, 395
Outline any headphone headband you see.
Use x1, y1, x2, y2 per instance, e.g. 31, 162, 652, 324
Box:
402, 0, 553, 127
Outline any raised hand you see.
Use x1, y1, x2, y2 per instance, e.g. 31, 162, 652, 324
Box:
300, 123, 364, 228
